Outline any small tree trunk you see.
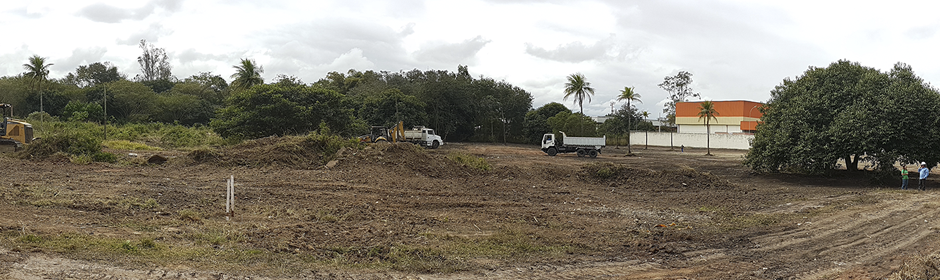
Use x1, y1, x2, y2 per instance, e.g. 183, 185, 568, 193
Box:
847, 155, 860, 171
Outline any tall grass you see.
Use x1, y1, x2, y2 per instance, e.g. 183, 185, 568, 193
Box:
28, 118, 226, 150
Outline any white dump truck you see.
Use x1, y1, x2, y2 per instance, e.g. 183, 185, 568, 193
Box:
541, 131, 605, 157
403, 125, 444, 149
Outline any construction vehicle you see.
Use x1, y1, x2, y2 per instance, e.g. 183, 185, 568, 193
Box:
359, 121, 443, 149
0, 104, 34, 152
541, 131, 605, 158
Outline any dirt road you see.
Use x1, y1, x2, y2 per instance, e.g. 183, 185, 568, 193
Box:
0, 142, 937, 279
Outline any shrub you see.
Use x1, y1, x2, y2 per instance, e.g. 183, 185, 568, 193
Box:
92, 152, 118, 163
447, 152, 491, 171
19, 130, 101, 159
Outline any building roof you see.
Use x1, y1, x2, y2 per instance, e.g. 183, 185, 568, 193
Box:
676, 100, 763, 119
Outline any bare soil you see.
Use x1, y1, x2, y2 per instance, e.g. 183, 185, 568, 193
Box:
1, 142, 938, 279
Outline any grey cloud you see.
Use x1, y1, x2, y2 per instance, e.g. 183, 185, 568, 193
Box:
259, 18, 414, 77
525, 36, 622, 63
414, 36, 491, 65
118, 23, 173, 45
177, 48, 230, 64
78, 3, 131, 23
77, 0, 182, 23
56, 47, 109, 74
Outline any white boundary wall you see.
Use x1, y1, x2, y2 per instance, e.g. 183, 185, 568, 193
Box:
626, 131, 754, 150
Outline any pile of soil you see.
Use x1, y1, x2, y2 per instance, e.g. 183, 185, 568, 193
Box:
334, 142, 481, 179
187, 135, 345, 169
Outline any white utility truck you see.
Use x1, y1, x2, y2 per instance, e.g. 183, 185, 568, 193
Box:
541, 131, 605, 158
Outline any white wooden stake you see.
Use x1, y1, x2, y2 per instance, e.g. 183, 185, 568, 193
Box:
230, 175, 235, 216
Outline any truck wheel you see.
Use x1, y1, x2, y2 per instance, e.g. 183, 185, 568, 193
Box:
576, 149, 586, 157
432, 140, 440, 149
547, 148, 557, 156
589, 150, 598, 158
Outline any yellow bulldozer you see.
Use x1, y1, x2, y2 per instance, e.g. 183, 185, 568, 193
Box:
0, 104, 34, 152
358, 121, 405, 143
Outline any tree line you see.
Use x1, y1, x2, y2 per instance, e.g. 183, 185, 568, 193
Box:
3, 41, 657, 144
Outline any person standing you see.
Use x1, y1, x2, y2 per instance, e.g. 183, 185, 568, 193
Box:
919, 162, 930, 191
901, 165, 909, 190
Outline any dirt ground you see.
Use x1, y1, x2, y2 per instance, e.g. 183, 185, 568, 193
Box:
1, 141, 939, 279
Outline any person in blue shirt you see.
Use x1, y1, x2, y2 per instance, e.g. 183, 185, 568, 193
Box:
918, 162, 930, 191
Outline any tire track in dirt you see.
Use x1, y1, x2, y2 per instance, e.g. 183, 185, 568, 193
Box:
423, 192, 940, 280
746, 192, 940, 279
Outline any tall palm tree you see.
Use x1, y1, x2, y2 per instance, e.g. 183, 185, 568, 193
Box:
617, 86, 641, 154
697, 101, 719, 156
230, 58, 264, 91
642, 111, 650, 149
563, 73, 595, 114
23, 55, 53, 115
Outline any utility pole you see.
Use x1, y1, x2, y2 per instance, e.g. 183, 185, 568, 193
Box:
103, 86, 108, 140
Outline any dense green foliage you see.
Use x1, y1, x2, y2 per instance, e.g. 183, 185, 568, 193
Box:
745, 60, 940, 174
211, 84, 361, 139
4, 47, 542, 143
522, 102, 571, 144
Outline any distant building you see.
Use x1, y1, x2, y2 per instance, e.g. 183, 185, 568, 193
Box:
675, 100, 762, 134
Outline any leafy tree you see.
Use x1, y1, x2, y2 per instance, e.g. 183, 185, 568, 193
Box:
152, 91, 214, 125
470, 77, 533, 143
697, 101, 719, 155
547, 111, 596, 137
617, 86, 641, 154
142, 79, 176, 94
523, 102, 571, 144
597, 103, 642, 146
136, 39, 173, 82
22, 55, 54, 114
23, 89, 70, 117
359, 88, 427, 128
0, 76, 31, 116
230, 58, 264, 91
563, 73, 595, 114
62, 101, 104, 122
273, 74, 305, 88
212, 84, 361, 139
183, 72, 229, 104
658, 71, 700, 124
64, 62, 125, 88
413, 69, 476, 141
745, 60, 940, 174
107, 80, 157, 122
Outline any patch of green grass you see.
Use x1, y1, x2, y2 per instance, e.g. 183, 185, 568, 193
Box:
596, 167, 615, 178
447, 152, 491, 171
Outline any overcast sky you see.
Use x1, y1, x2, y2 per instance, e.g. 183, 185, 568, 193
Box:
3, 0, 939, 117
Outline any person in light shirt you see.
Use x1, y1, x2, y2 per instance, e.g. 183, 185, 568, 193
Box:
918, 162, 930, 191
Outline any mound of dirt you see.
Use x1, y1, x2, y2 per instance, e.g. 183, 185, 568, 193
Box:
582, 162, 735, 190
336, 142, 479, 179
186, 135, 344, 169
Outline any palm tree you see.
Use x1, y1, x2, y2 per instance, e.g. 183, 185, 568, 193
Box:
617, 86, 641, 154
230, 59, 264, 91
697, 101, 719, 156
563, 73, 595, 114
642, 111, 650, 149
22, 55, 53, 115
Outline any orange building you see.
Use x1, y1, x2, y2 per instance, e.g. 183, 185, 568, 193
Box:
675, 100, 762, 134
